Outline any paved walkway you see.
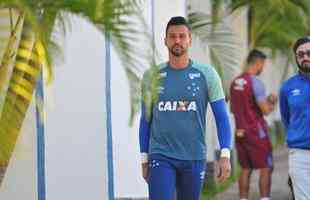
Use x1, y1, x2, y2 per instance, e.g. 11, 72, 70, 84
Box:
216, 146, 294, 200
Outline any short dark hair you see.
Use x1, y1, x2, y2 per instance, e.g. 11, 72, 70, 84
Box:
293, 36, 310, 53
246, 49, 266, 64
165, 16, 191, 35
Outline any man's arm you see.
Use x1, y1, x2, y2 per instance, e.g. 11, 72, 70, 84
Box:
279, 86, 290, 129
139, 104, 151, 161
204, 66, 232, 182
210, 99, 232, 182
210, 99, 232, 156
139, 71, 152, 182
139, 103, 151, 182
257, 94, 277, 115
251, 76, 277, 115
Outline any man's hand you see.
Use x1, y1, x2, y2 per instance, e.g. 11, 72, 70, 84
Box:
216, 157, 231, 183
267, 93, 278, 105
236, 129, 245, 138
142, 162, 149, 182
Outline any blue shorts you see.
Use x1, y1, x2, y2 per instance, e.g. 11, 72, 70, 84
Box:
148, 154, 206, 200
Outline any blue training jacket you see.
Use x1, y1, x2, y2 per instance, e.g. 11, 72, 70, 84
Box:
279, 73, 310, 149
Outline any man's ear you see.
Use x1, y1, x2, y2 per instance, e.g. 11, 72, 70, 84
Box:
164, 37, 167, 47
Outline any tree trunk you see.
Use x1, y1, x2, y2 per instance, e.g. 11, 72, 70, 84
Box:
0, 18, 43, 186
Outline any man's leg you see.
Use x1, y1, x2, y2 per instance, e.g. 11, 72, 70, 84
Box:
289, 149, 310, 200
239, 168, 251, 199
176, 160, 206, 200
235, 140, 252, 199
148, 155, 176, 200
248, 129, 273, 200
259, 168, 272, 198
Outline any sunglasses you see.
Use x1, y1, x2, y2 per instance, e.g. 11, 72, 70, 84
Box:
297, 50, 310, 59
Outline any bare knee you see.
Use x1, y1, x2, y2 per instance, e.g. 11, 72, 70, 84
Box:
260, 167, 272, 175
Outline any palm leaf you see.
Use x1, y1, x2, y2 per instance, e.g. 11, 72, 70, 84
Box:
0, 18, 45, 167
0, 9, 23, 117
46, 0, 152, 124
188, 12, 242, 94
94, 0, 151, 124
0, 0, 153, 133
209, 0, 310, 82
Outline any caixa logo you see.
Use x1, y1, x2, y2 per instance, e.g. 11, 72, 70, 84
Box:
158, 101, 197, 111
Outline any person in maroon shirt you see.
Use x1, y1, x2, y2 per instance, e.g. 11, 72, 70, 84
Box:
230, 50, 277, 200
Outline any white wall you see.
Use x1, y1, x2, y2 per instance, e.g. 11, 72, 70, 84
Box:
230, 7, 248, 68
44, 15, 109, 200
111, 49, 146, 198
153, 0, 187, 62
111, 1, 152, 198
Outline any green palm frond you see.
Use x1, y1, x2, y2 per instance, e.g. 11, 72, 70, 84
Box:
0, 1, 153, 182
91, 0, 152, 124
0, 18, 43, 165
0, 9, 23, 116
0, 0, 152, 148
0, 9, 12, 59
49, 0, 152, 124
210, 0, 310, 81
247, 0, 309, 76
210, 0, 228, 25
0, 1, 64, 85
230, 0, 309, 47
188, 12, 242, 93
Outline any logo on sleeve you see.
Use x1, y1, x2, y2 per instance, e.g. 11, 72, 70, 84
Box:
189, 73, 201, 79
291, 89, 301, 96
159, 72, 167, 78
158, 101, 197, 112
233, 78, 247, 90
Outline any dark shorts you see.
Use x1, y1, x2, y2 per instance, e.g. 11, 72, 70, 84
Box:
235, 128, 273, 169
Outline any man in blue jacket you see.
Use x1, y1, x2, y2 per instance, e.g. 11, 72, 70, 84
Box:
279, 36, 310, 200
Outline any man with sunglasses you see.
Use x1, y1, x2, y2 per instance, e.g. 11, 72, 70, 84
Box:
279, 36, 310, 200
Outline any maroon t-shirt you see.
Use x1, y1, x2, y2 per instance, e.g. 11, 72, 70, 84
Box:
230, 73, 267, 132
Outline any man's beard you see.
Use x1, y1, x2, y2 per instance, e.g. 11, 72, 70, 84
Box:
169, 45, 186, 57
298, 61, 310, 73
